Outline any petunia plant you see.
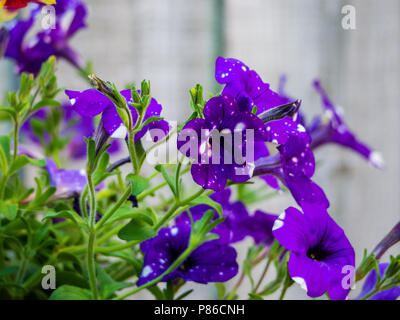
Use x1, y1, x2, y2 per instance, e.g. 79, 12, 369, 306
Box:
0, 1, 399, 302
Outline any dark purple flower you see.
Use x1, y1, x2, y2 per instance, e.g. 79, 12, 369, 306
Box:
254, 134, 330, 209
65, 89, 169, 141
356, 263, 400, 300
215, 57, 284, 113
240, 210, 277, 245
215, 57, 307, 146
175, 189, 250, 244
178, 94, 267, 191
272, 203, 355, 300
310, 80, 384, 168
137, 224, 238, 286
4, 0, 86, 74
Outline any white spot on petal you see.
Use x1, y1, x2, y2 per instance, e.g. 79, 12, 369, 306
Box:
297, 124, 306, 132
171, 227, 178, 236
141, 265, 153, 277
369, 151, 385, 169
272, 219, 284, 231
111, 124, 128, 139
70, 98, 76, 105
292, 277, 308, 292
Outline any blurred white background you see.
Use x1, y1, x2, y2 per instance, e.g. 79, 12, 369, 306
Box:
1, 0, 399, 299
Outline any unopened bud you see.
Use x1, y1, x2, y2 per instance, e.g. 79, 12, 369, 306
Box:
258, 100, 301, 123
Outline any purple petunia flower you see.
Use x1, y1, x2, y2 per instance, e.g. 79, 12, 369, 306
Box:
240, 210, 278, 245
20, 103, 120, 159
215, 57, 285, 113
45, 158, 87, 198
310, 80, 383, 168
272, 203, 355, 300
178, 94, 268, 191
175, 189, 250, 244
4, 0, 87, 74
356, 263, 400, 300
215, 57, 307, 145
254, 134, 330, 209
137, 224, 238, 286
65, 88, 169, 141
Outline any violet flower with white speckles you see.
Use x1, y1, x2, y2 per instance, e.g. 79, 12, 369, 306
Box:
254, 134, 330, 208
178, 94, 268, 191
272, 203, 355, 300
137, 224, 238, 286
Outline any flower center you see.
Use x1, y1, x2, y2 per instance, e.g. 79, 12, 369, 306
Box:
307, 247, 329, 261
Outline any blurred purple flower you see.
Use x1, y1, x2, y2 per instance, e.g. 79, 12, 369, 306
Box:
20, 103, 120, 159
356, 263, 400, 300
45, 158, 86, 198
3, 0, 87, 74
137, 224, 238, 286
240, 210, 278, 245
272, 203, 355, 300
310, 80, 384, 168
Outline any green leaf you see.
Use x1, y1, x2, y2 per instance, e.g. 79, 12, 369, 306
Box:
187, 195, 223, 217
56, 271, 90, 289
103, 205, 155, 227
42, 210, 84, 226
0, 202, 18, 220
8, 155, 46, 176
49, 285, 92, 300
97, 266, 132, 299
118, 217, 157, 242
248, 293, 264, 300
0, 266, 18, 276
155, 164, 176, 196
138, 116, 163, 130
0, 135, 11, 164
31, 99, 61, 113
126, 174, 149, 196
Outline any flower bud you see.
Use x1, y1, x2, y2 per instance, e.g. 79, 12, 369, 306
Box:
258, 100, 301, 123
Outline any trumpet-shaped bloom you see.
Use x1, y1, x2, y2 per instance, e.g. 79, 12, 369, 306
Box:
272, 203, 355, 300
65, 89, 169, 142
137, 224, 238, 286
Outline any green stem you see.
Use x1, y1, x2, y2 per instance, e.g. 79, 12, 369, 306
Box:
114, 244, 195, 300
86, 172, 98, 299
279, 283, 289, 300
87, 230, 98, 300
127, 132, 139, 175
175, 161, 182, 202
253, 258, 272, 294
95, 187, 131, 231
79, 186, 88, 221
